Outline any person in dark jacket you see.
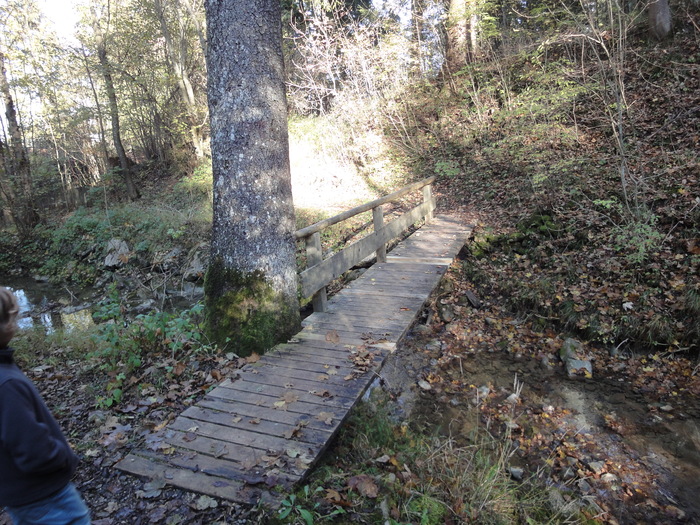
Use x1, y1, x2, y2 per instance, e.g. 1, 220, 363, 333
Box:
0, 287, 90, 525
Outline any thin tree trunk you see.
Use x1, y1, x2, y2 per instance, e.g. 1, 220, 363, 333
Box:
411, 0, 425, 76
154, 0, 205, 159
444, 0, 468, 73
80, 46, 110, 169
96, 39, 140, 201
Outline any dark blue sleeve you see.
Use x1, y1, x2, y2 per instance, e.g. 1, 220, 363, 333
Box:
0, 379, 78, 475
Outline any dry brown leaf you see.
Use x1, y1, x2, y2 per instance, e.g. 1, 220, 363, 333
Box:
283, 391, 299, 403
246, 353, 261, 364
310, 389, 332, 398
326, 330, 340, 343
347, 474, 379, 498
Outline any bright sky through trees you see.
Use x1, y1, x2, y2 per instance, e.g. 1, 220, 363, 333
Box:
38, 0, 80, 42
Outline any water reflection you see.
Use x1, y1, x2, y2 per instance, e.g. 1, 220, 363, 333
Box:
11, 288, 41, 331
3, 279, 89, 333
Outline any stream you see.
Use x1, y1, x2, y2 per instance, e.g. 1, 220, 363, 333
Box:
3, 276, 202, 334
4, 277, 95, 333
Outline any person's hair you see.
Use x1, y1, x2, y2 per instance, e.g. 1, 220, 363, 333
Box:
0, 287, 19, 347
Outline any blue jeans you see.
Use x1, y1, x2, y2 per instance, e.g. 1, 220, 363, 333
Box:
6, 484, 90, 525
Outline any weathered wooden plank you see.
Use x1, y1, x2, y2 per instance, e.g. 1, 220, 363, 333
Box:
205, 387, 352, 414
271, 346, 360, 365
193, 398, 337, 432
302, 312, 406, 329
302, 314, 406, 331
267, 347, 358, 368
255, 354, 357, 375
236, 362, 373, 388
218, 374, 365, 403
163, 428, 269, 463
299, 199, 436, 298
180, 406, 333, 444
117, 453, 276, 505
292, 332, 396, 350
162, 448, 300, 487
169, 416, 326, 452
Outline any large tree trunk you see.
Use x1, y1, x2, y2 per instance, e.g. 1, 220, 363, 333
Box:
96, 38, 140, 201
0, 50, 39, 232
204, 0, 300, 355
649, 0, 671, 40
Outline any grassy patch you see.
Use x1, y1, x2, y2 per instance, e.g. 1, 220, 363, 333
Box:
268, 396, 590, 524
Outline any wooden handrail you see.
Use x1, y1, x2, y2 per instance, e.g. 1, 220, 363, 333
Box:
294, 176, 436, 240
296, 177, 437, 312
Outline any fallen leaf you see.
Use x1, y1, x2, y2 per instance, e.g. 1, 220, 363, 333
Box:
193, 495, 218, 510
211, 443, 228, 458
283, 391, 299, 403
326, 330, 340, 343
316, 412, 334, 425
325, 488, 343, 502
286, 447, 302, 458
310, 389, 333, 398
347, 474, 379, 498
249, 418, 261, 425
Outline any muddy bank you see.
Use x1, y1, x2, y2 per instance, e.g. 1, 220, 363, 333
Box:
377, 324, 700, 524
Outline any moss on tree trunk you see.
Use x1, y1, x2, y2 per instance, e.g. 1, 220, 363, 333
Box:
204, 257, 299, 356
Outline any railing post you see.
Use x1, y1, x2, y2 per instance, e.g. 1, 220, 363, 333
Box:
306, 232, 327, 312
373, 205, 387, 263
423, 182, 434, 223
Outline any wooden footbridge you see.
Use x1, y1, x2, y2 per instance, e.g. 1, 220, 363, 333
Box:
117, 177, 473, 505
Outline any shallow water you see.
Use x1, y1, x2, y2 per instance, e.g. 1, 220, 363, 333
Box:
2, 277, 92, 332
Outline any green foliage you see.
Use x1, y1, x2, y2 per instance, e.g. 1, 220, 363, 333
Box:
406, 495, 446, 525
173, 161, 213, 201
91, 284, 213, 407
434, 159, 461, 179
298, 396, 579, 524
277, 485, 345, 524
37, 201, 206, 283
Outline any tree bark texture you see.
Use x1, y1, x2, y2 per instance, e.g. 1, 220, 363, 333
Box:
648, 0, 671, 40
205, 0, 300, 355
0, 50, 39, 231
